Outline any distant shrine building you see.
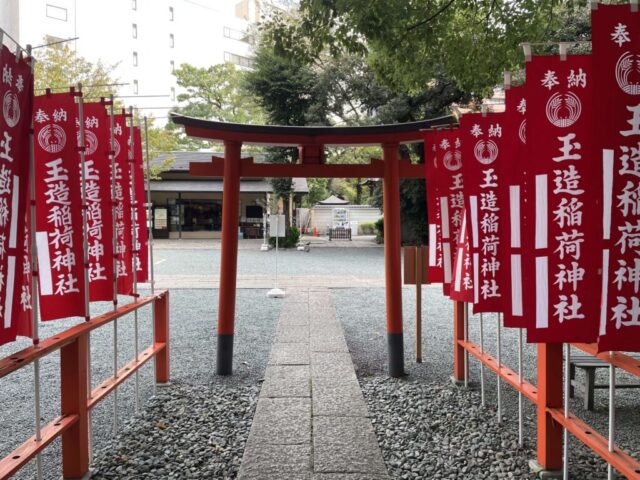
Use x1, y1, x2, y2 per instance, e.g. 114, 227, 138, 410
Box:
149, 152, 309, 239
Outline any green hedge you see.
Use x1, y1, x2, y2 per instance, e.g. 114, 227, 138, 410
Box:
269, 226, 301, 248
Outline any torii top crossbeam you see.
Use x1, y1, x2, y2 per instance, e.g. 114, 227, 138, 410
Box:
171, 113, 453, 179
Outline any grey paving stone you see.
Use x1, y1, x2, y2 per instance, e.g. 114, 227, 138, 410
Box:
313, 388, 369, 417
310, 335, 349, 353
313, 416, 388, 475
261, 365, 311, 398
249, 397, 311, 445
268, 342, 310, 365
238, 443, 312, 480
312, 475, 388, 480
276, 324, 309, 343
310, 352, 356, 376
279, 315, 310, 327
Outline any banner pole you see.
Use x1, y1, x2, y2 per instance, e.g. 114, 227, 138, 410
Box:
497, 313, 502, 424
518, 328, 524, 447
563, 343, 570, 479
479, 312, 485, 406
143, 116, 156, 396
26, 44, 43, 480
416, 246, 422, 363
108, 94, 119, 435
463, 302, 468, 388
608, 352, 616, 480
129, 106, 140, 413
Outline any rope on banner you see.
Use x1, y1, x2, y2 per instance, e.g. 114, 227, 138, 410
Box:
26, 43, 43, 480
29, 36, 79, 50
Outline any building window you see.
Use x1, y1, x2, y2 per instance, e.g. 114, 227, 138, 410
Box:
169, 6, 174, 21
133, 80, 139, 95
132, 23, 137, 38
223, 51, 253, 68
133, 51, 138, 66
223, 27, 246, 41
132, 0, 137, 10
170, 60, 175, 73
169, 33, 174, 48
46, 4, 68, 21
170, 87, 176, 101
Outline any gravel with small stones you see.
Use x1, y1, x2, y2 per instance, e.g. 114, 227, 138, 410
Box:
91, 383, 259, 480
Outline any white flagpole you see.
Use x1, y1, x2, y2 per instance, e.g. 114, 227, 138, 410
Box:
26, 43, 43, 480
128, 107, 140, 412
479, 312, 485, 407
143, 116, 156, 396
108, 95, 119, 435
563, 343, 570, 479
77, 83, 94, 462
464, 302, 468, 388
518, 328, 524, 447
497, 313, 502, 424
608, 353, 616, 480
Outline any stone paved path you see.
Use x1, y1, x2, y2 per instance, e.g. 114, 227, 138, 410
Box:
237, 288, 389, 480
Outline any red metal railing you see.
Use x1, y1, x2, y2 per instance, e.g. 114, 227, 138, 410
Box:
0, 290, 169, 480
453, 300, 640, 479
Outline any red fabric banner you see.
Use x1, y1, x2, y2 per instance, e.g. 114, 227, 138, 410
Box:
524, 55, 599, 343
0, 46, 33, 343
460, 113, 507, 313
33, 92, 86, 321
132, 127, 148, 284
593, 4, 640, 352
500, 86, 529, 328
432, 129, 465, 297
113, 114, 133, 296
449, 207, 474, 302
82, 102, 114, 301
423, 131, 444, 284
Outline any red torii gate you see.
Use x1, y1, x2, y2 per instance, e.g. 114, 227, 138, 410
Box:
171, 114, 452, 377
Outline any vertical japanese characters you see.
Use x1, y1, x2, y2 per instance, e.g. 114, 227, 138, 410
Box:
525, 55, 598, 343
593, 4, 640, 352
133, 127, 148, 284
113, 113, 133, 295
0, 45, 32, 344
423, 131, 444, 284
33, 92, 86, 321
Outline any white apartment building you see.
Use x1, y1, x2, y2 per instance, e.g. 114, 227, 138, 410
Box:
0, 0, 292, 121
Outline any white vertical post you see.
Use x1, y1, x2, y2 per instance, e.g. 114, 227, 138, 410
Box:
143, 116, 156, 396
26, 44, 43, 480
497, 313, 502, 424
518, 328, 524, 447
463, 302, 468, 388
275, 214, 279, 289
76, 83, 93, 461
108, 96, 119, 435
563, 343, 570, 479
608, 353, 616, 480
128, 106, 140, 412
479, 312, 485, 407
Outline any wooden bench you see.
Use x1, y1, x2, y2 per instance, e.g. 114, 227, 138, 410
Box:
569, 354, 640, 411
329, 227, 352, 241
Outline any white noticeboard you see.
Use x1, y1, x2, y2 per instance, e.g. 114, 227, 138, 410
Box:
269, 215, 286, 237
332, 208, 349, 228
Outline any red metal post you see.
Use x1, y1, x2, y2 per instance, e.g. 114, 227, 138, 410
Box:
154, 291, 170, 383
382, 142, 404, 377
217, 140, 242, 375
536, 343, 564, 471
60, 335, 89, 479
453, 300, 465, 382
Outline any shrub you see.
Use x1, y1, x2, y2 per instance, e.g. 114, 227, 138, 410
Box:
358, 222, 376, 235
375, 218, 384, 243
269, 226, 300, 248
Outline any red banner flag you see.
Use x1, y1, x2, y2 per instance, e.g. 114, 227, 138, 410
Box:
423, 131, 444, 284
593, 4, 640, 352
33, 92, 86, 321
524, 54, 599, 343
82, 102, 114, 301
460, 113, 507, 313
113, 114, 133, 296
0, 45, 33, 343
432, 129, 465, 296
132, 127, 148, 284
500, 86, 528, 328
449, 208, 474, 302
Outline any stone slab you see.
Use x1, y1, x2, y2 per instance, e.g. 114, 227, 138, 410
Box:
238, 443, 312, 480
276, 324, 309, 343
313, 417, 388, 476
310, 335, 349, 353
313, 389, 369, 417
248, 397, 311, 445
312, 475, 388, 480
268, 342, 309, 365
261, 365, 311, 398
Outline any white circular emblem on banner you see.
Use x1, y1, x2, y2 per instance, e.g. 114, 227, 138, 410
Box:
2, 91, 20, 128
615, 52, 640, 95
78, 130, 98, 156
545, 92, 582, 128
473, 140, 499, 165
443, 150, 462, 171
37, 124, 67, 153
519, 119, 526, 145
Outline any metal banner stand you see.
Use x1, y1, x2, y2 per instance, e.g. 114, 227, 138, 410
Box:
267, 213, 285, 298
260, 212, 269, 251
